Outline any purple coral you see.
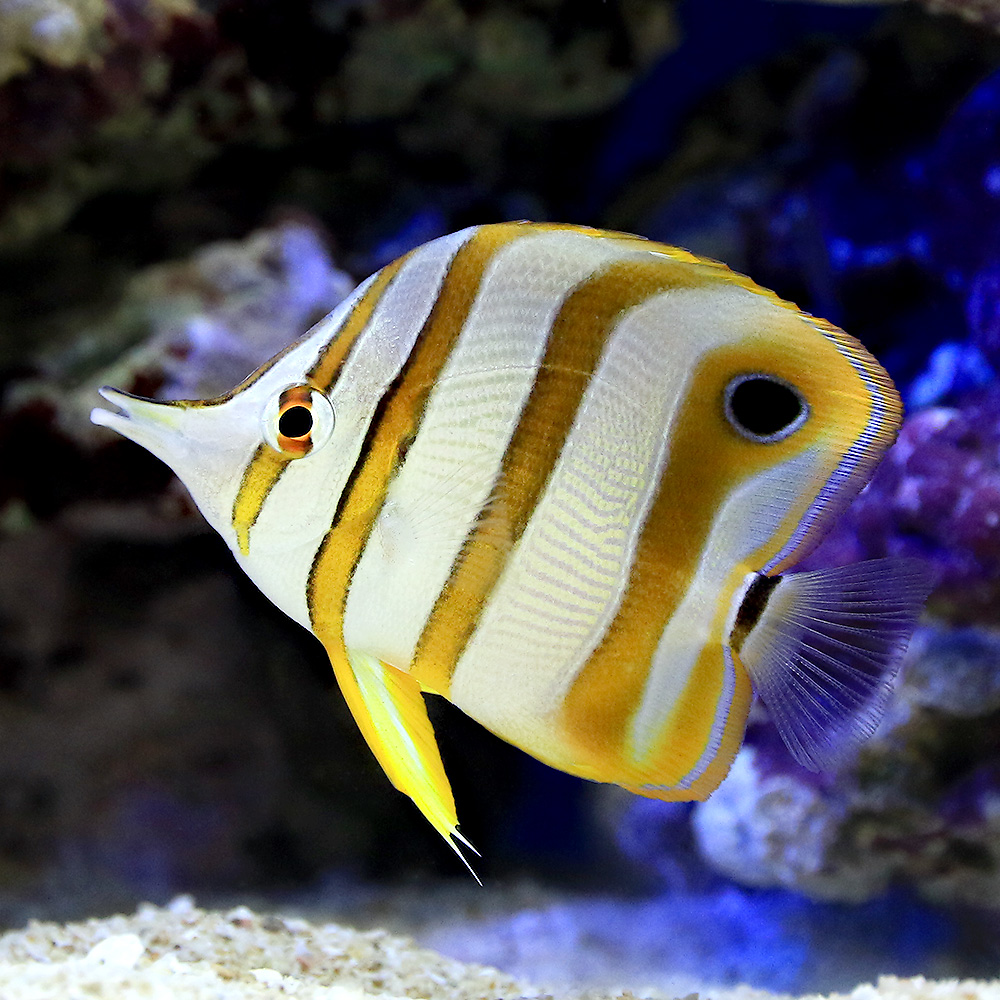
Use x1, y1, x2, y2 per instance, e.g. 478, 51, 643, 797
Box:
805, 392, 1000, 620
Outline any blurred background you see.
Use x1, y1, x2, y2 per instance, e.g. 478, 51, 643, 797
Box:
4, 0, 1000, 993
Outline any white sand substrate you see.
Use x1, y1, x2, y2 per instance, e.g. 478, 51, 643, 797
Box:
0, 897, 994, 1000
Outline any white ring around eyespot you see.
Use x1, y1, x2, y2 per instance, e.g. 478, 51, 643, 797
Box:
261, 384, 336, 457
723, 372, 809, 444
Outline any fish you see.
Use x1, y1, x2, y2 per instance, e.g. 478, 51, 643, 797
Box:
91, 221, 930, 874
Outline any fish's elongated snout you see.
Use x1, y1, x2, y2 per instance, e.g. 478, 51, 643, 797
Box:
90, 383, 265, 549
90, 386, 187, 465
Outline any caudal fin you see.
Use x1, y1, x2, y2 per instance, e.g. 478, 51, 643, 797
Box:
736, 558, 932, 771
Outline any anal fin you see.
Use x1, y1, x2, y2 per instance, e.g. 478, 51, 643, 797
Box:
736, 557, 932, 771
326, 646, 479, 880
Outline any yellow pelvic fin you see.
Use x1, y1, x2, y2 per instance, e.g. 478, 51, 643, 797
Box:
327, 646, 479, 880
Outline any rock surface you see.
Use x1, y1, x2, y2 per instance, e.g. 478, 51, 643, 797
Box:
791, 0, 1000, 32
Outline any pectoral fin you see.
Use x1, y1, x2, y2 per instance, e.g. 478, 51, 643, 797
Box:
736, 557, 932, 771
326, 645, 478, 878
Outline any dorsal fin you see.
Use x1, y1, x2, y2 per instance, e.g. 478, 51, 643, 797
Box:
734, 558, 932, 770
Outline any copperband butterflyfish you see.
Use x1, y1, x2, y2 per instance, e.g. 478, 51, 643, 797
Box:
91, 222, 931, 876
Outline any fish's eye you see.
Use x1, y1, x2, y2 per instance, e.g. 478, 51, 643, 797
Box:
724, 374, 808, 443
279, 404, 312, 439
262, 384, 335, 458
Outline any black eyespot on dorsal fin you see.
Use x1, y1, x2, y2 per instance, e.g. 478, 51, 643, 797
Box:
724, 374, 808, 443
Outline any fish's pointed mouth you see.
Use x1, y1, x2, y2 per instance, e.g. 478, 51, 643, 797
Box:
90, 386, 185, 452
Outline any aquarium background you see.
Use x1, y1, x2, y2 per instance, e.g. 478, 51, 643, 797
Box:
2, 0, 1000, 994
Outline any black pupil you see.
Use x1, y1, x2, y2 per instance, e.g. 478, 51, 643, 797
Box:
279, 405, 313, 439
728, 377, 803, 439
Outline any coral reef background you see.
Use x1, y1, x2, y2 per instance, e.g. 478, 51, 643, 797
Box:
5, 0, 1000, 995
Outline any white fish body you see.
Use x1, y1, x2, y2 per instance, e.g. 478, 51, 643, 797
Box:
92, 222, 930, 871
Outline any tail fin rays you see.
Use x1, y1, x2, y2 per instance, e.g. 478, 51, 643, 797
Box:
739, 557, 932, 771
